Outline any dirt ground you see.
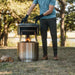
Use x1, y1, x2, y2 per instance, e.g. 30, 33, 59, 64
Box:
0, 47, 75, 75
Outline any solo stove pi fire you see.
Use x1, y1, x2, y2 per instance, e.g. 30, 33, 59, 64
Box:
17, 23, 39, 62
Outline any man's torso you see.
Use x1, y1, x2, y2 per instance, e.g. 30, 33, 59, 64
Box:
33, 0, 56, 19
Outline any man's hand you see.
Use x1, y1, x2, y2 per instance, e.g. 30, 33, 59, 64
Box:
21, 15, 29, 23
34, 14, 44, 22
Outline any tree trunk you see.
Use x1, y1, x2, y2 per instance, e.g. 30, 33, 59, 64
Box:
4, 28, 8, 46
60, 12, 66, 46
0, 14, 1, 46
4, 16, 8, 46
56, 0, 66, 46
4, 33, 8, 46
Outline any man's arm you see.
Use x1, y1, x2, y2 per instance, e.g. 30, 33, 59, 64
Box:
21, 4, 36, 23
33, 5, 55, 22
27, 4, 36, 15
43, 5, 54, 16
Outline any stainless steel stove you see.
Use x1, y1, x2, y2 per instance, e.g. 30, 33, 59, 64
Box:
17, 23, 39, 62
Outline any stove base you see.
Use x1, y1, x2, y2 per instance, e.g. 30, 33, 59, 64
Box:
17, 42, 39, 62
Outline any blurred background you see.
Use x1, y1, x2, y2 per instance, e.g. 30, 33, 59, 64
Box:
0, 0, 75, 47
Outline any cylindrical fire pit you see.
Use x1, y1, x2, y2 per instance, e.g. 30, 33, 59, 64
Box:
17, 41, 39, 62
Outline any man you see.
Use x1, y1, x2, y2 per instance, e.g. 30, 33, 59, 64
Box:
21, 0, 58, 60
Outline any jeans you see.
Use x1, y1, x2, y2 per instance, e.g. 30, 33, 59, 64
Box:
40, 17, 57, 57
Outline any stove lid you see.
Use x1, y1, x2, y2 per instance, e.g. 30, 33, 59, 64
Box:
19, 23, 39, 27
18, 23, 39, 35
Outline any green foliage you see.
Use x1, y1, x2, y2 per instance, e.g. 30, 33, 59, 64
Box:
0, 0, 7, 3
65, 6, 75, 31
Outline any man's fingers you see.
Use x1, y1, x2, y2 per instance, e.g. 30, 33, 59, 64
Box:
33, 16, 38, 19
21, 20, 23, 23
35, 19, 38, 23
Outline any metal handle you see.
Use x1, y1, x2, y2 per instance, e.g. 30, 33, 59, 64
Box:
34, 32, 37, 42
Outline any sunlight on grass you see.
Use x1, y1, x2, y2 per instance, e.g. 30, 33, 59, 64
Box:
0, 71, 12, 75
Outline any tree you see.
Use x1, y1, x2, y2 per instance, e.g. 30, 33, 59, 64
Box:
0, 1, 19, 46
55, 0, 73, 46
0, 0, 39, 46
65, 5, 75, 38
0, 9, 18, 46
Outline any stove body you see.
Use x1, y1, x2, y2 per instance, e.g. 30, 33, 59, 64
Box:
18, 23, 39, 35
17, 23, 39, 62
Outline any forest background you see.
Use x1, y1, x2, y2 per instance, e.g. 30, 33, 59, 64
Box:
0, 0, 75, 47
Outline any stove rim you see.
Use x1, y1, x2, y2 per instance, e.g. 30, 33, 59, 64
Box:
18, 41, 39, 43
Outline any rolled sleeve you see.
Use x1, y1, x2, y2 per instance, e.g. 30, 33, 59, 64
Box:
33, 0, 38, 4
49, 0, 56, 6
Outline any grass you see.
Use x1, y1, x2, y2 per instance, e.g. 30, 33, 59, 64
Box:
0, 47, 75, 75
